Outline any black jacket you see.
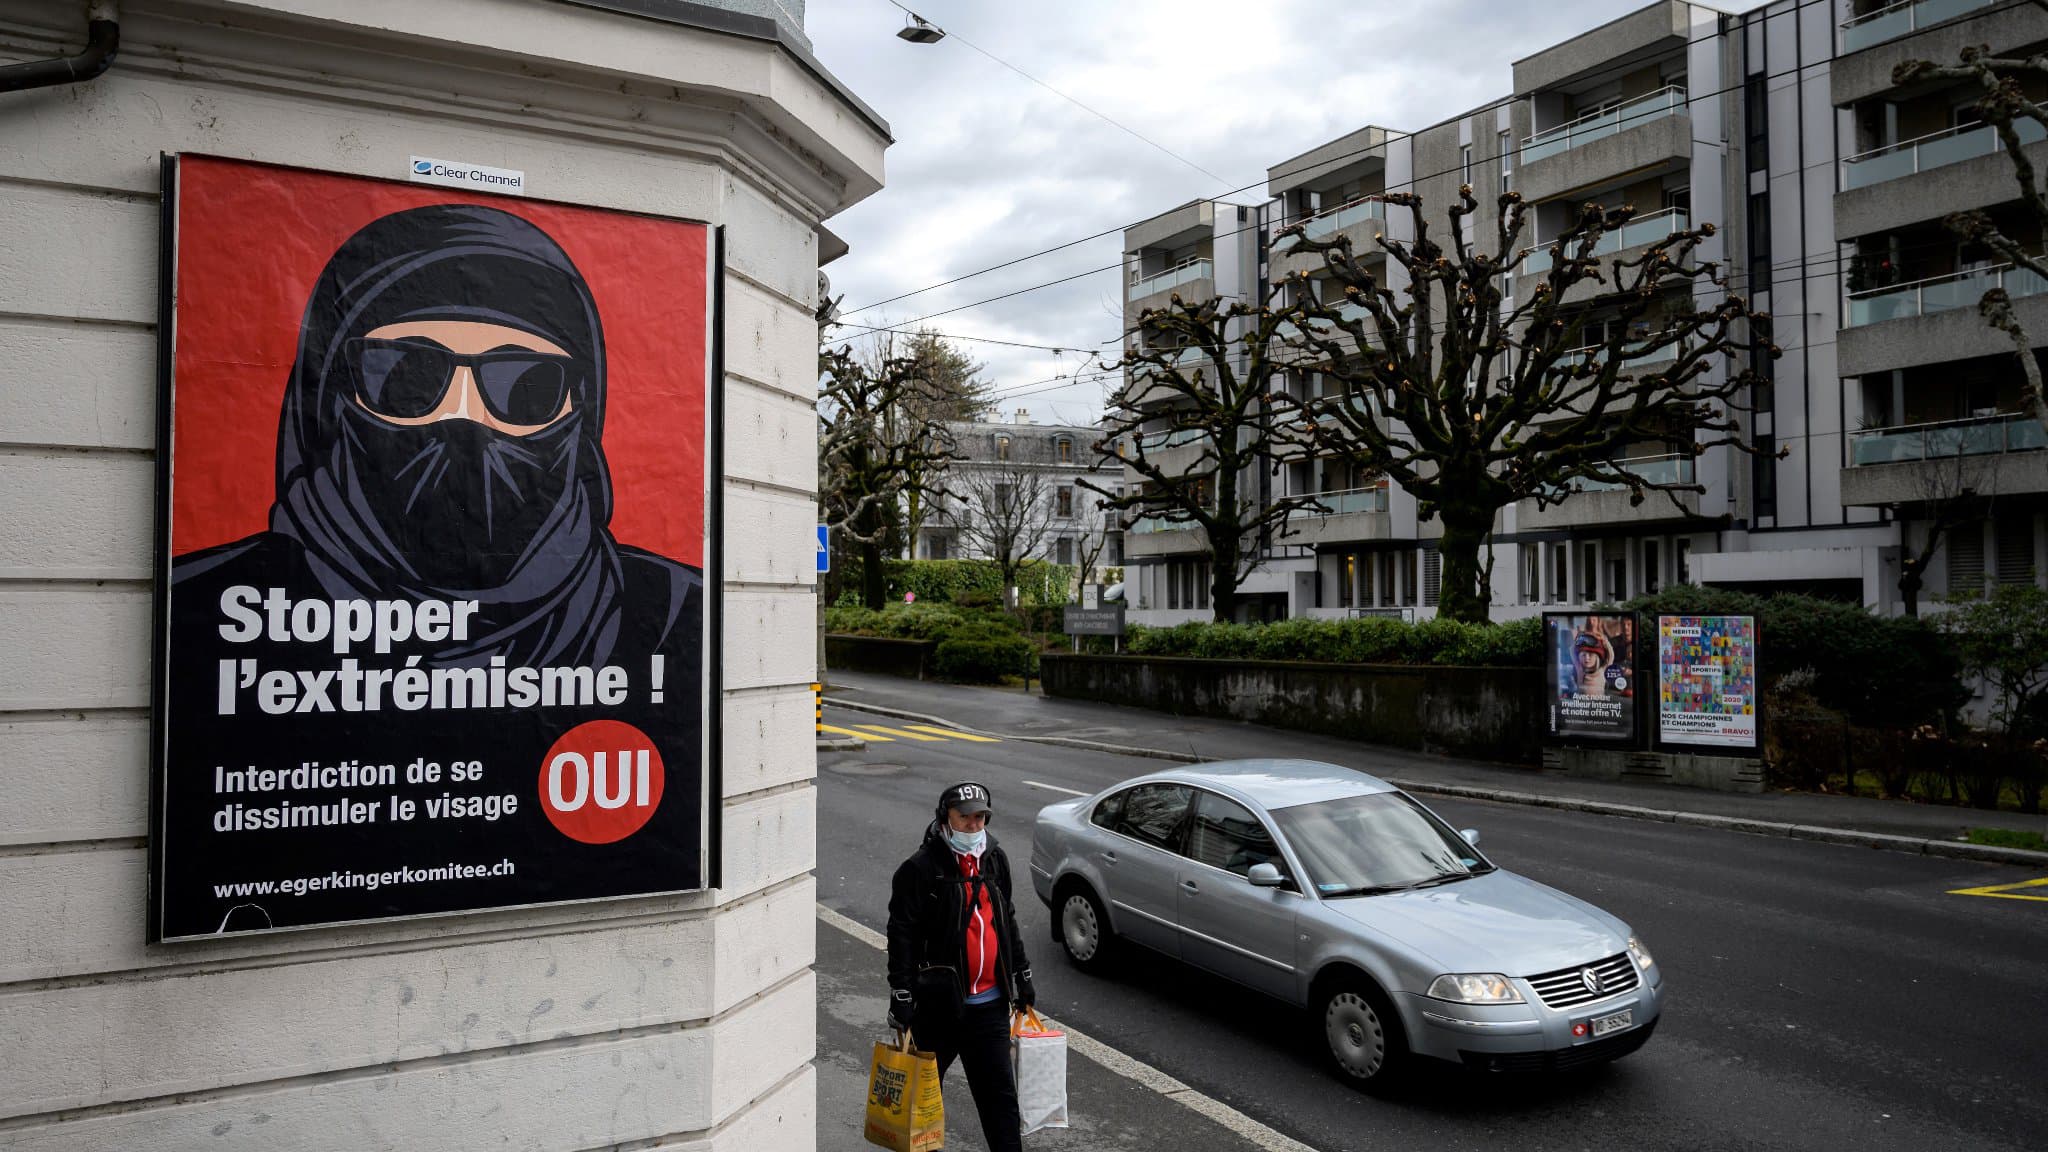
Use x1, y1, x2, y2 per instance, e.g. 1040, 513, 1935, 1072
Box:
886, 825, 1032, 1016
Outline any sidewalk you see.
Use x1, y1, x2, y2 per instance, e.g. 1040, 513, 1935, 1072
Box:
822, 670, 2048, 866
815, 908, 1306, 1152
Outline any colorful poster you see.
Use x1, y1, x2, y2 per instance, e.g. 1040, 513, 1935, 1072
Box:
149, 155, 719, 940
1657, 615, 1759, 750
1543, 612, 1639, 745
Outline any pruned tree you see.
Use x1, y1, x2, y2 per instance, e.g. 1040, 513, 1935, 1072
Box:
1896, 446, 1992, 618
887, 328, 995, 548
818, 345, 960, 608
1081, 292, 1322, 622
1895, 13, 2048, 434
1282, 189, 1775, 623
953, 456, 1060, 610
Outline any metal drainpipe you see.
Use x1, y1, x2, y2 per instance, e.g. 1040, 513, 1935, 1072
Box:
0, 2, 119, 95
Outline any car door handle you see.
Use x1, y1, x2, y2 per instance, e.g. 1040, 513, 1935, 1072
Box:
1181, 879, 1198, 893
1100, 850, 1117, 865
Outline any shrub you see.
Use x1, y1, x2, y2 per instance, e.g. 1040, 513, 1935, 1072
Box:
881, 559, 1078, 609
1122, 615, 1540, 667
934, 624, 1034, 683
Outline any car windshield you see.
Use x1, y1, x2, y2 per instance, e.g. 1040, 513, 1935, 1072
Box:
1268, 791, 1492, 897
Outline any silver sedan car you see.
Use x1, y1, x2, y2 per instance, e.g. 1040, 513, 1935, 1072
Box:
1029, 759, 1663, 1087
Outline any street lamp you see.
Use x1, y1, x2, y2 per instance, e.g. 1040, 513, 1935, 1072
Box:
896, 13, 945, 44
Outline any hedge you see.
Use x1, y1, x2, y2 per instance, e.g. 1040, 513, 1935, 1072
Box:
1122, 615, 1544, 667
836, 559, 1079, 609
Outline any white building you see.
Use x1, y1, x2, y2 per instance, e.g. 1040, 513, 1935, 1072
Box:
920, 413, 1123, 583
0, 1, 884, 1148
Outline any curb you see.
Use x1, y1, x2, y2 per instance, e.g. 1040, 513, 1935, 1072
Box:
827, 699, 2048, 869
816, 737, 865, 752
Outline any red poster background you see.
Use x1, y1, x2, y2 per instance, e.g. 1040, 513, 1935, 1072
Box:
169, 155, 708, 569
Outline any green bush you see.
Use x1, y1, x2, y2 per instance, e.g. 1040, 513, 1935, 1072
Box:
825, 601, 990, 641
934, 623, 1035, 683
1122, 615, 1542, 667
876, 559, 1078, 608
1626, 587, 1965, 730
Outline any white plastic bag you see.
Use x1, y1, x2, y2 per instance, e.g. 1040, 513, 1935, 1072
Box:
1012, 1009, 1069, 1135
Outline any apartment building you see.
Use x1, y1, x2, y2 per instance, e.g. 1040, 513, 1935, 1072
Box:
921, 414, 1123, 584
1119, 0, 2048, 626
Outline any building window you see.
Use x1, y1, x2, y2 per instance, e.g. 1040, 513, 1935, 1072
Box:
1753, 434, 1777, 520
1401, 550, 1418, 607
1607, 555, 1627, 602
1747, 192, 1772, 294
1196, 563, 1210, 610
1361, 551, 1376, 606
1578, 543, 1597, 605
1340, 554, 1357, 607
1949, 524, 1986, 596
1056, 487, 1073, 517
1056, 536, 1074, 565
1751, 339, 1775, 416
1108, 534, 1123, 566
1057, 437, 1074, 463
1421, 546, 1441, 607
1550, 542, 1568, 603
1499, 130, 1513, 195
1167, 562, 1181, 610
996, 435, 1011, 461
1643, 539, 1661, 594
1461, 144, 1472, 187
1677, 537, 1692, 584
1996, 516, 2035, 586
1744, 74, 1768, 171
1377, 552, 1395, 606
1520, 546, 1539, 604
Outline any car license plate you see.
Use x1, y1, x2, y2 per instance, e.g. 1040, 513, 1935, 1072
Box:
1590, 1009, 1633, 1037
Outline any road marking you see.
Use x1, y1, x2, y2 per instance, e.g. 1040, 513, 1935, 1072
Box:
1949, 875, 2048, 902
906, 724, 1001, 743
853, 724, 947, 742
1022, 779, 1089, 796
820, 724, 887, 741
815, 903, 1325, 1152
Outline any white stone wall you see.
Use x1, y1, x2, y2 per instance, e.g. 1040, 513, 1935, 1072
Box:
0, 1, 882, 1148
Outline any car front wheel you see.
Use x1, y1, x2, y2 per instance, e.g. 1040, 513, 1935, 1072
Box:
1057, 885, 1116, 973
1321, 983, 1406, 1090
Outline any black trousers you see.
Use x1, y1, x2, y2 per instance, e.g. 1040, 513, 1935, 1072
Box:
917, 997, 1021, 1152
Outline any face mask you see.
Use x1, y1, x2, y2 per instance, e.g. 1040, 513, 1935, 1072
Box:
946, 826, 986, 855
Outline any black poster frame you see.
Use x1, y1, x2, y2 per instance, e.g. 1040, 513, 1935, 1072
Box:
1540, 610, 1646, 751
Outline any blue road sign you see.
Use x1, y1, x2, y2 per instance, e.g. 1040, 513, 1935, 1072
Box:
816, 523, 830, 573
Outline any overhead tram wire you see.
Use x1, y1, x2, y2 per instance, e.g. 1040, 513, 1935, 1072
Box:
880, 0, 1232, 190
843, 0, 2031, 328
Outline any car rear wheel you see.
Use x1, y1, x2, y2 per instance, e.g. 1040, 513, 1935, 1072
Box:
1057, 885, 1116, 973
1320, 983, 1406, 1090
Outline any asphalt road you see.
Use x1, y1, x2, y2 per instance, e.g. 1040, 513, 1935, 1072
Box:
816, 706, 2048, 1152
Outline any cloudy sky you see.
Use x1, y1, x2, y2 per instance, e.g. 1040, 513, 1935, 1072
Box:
807, 0, 1770, 428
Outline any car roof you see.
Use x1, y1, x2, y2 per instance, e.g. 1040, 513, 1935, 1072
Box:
1135, 759, 1395, 811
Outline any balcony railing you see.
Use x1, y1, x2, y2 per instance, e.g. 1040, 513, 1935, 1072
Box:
1845, 262, 2048, 326
1301, 483, 1390, 516
1520, 85, 1686, 166
1272, 197, 1387, 255
1128, 258, 1213, 302
1849, 412, 2048, 465
1128, 514, 1201, 535
1545, 340, 1681, 374
1557, 452, 1695, 495
1521, 208, 1690, 277
1840, 0, 1996, 53
1135, 426, 1209, 452
1843, 117, 2048, 190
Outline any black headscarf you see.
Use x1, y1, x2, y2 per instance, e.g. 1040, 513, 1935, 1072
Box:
270, 204, 623, 668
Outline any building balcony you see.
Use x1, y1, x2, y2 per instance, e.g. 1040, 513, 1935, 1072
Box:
1127, 258, 1214, 310
1511, 1, 1689, 98
1833, 0, 2048, 105
1289, 299, 1375, 363
1123, 515, 1209, 558
1287, 483, 1395, 548
1516, 207, 1689, 305
1122, 345, 1220, 408
1845, 263, 2048, 328
1837, 120, 2048, 238
1840, 268, 2048, 376
1517, 452, 1699, 530
1133, 425, 1214, 476
1840, 413, 2048, 505
1519, 340, 1684, 425
1517, 87, 1689, 204
1270, 198, 1387, 282
1840, 0, 1998, 54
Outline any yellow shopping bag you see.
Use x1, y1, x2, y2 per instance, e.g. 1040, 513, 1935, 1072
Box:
864, 1029, 944, 1152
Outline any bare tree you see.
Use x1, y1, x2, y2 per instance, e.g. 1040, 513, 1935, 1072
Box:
1081, 291, 1322, 622
817, 345, 959, 608
1895, 443, 1993, 618
952, 457, 1060, 610
1282, 190, 1775, 623
1895, 13, 2048, 433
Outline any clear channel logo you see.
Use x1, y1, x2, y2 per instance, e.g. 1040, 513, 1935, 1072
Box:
406, 155, 526, 197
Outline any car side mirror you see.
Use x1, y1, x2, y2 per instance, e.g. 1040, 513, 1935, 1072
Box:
1460, 828, 1481, 847
1247, 862, 1285, 888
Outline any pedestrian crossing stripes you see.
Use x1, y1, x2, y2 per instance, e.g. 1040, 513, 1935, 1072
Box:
817, 722, 1002, 745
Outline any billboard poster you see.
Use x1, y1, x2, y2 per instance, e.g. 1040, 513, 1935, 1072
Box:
1657, 615, 1759, 750
149, 155, 720, 940
1543, 612, 1639, 745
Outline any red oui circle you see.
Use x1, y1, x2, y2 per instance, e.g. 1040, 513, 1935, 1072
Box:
538, 720, 666, 844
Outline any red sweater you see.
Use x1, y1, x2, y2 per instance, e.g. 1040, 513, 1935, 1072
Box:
957, 851, 999, 997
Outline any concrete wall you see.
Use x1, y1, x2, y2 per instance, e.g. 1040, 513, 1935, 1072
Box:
0, 1, 883, 1148
1039, 655, 1545, 763
1515, 111, 1692, 204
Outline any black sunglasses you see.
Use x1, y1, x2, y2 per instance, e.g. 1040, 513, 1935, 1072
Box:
345, 338, 581, 426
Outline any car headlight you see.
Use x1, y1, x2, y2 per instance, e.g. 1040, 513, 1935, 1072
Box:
1427, 973, 1525, 1003
1628, 935, 1655, 971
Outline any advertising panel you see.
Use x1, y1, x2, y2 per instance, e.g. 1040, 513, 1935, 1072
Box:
1657, 615, 1759, 750
1543, 612, 1639, 746
149, 155, 720, 940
